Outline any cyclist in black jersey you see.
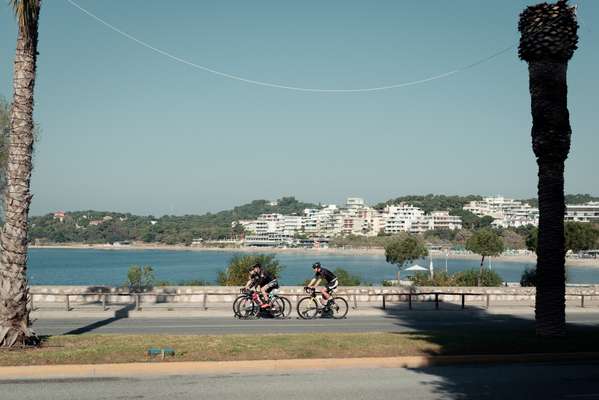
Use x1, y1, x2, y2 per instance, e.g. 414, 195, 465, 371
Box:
244, 263, 262, 291
305, 262, 338, 305
244, 263, 279, 308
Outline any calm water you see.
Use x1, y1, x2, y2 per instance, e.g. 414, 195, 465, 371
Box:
26, 248, 599, 286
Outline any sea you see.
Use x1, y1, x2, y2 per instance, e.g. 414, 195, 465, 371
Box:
26, 248, 599, 286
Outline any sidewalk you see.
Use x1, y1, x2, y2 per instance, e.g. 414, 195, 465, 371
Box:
2, 353, 599, 381
30, 301, 599, 320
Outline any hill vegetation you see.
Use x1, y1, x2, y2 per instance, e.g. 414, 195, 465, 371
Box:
29, 197, 317, 245
27, 194, 598, 248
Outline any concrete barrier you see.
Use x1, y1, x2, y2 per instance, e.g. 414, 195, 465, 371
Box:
29, 285, 599, 310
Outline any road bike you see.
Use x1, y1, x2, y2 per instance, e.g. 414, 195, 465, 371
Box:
296, 287, 349, 319
233, 288, 291, 319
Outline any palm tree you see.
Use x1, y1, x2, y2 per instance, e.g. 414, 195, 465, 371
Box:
518, 0, 578, 337
0, 0, 42, 347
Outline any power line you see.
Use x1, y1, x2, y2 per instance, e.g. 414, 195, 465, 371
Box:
67, 0, 514, 93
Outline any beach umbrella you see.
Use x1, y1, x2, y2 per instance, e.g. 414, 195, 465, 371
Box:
405, 265, 428, 272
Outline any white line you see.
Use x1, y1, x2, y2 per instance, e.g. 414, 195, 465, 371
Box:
66, 0, 514, 93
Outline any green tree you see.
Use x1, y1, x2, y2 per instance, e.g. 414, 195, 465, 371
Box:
384, 236, 428, 283
0, 0, 42, 348
565, 222, 599, 252
466, 229, 504, 286
519, 0, 578, 336
126, 265, 155, 293
526, 223, 599, 254
216, 254, 283, 286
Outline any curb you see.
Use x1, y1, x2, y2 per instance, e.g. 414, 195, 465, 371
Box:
1, 353, 598, 381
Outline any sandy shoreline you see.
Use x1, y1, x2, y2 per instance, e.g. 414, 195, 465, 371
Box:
29, 243, 599, 267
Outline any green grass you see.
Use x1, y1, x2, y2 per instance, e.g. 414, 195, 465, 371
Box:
0, 329, 597, 366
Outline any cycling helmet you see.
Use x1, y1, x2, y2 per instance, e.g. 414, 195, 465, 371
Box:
251, 262, 262, 270
312, 262, 321, 269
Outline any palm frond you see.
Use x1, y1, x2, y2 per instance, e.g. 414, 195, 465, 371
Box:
9, 0, 41, 44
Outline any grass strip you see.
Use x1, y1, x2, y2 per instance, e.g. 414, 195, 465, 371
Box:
0, 329, 597, 366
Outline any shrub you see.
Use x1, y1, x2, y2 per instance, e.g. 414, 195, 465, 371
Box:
126, 265, 155, 292
520, 268, 537, 287
216, 254, 283, 286
453, 268, 502, 287
333, 268, 361, 286
520, 266, 569, 287
381, 280, 394, 287
411, 271, 454, 287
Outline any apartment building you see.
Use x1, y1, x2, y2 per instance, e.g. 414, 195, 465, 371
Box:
565, 202, 599, 223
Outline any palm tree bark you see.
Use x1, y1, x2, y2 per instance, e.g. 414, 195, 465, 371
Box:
0, 2, 41, 347
529, 61, 570, 337
519, 0, 578, 337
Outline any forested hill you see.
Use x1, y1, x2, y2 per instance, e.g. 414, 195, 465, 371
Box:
374, 195, 483, 213
29, 197, 318, 245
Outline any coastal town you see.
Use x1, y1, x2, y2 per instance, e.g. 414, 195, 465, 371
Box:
229, 196, 599, 247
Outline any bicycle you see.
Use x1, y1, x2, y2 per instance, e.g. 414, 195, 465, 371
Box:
296, 287, 349, 319
233, 288, 292, 319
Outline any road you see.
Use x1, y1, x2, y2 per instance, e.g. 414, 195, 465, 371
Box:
3, 362, 599, 399
32, 310, 599, 335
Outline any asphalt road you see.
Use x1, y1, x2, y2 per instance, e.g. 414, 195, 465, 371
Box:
3, 362, 599, 399
32, 311, 599, 335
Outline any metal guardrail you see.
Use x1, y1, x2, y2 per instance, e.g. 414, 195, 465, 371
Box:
28, 290, 598, 312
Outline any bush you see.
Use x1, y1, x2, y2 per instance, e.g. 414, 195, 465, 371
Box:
453, 268, 502, 287
333, 268, 361, 286
520, 267, 569, 287
126, 265, 155, 292
381, 280, 394, 287
216, 254, 283, 286
520, 268, 537, 287
411, 271, 454, 287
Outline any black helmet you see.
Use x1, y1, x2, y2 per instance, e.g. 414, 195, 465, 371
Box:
252, 263, 262, 270
312, 262, 321, 269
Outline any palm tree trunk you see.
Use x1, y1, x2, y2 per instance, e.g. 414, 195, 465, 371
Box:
0, 22, 39, 347
529, 61, 570, 337
478, 255, 486, 287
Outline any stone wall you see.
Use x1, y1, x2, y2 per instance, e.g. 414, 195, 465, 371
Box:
29, 285, 599, 306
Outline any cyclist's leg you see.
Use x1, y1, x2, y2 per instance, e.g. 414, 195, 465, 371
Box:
319, 287, 329, 305
261, 280, 277, 308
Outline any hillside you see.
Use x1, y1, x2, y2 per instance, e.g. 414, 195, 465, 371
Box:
29, 196, 318, 245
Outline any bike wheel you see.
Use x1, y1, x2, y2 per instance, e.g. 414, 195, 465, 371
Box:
297, 297, 319, 320
280, 296, 292, 318
232, 295, 246, 318
237, 297, 258, 319
270, 297, 286, 318
330, 297, 349, 319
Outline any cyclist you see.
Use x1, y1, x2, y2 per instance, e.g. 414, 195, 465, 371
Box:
244, 263, 262, 292
305, 262, 338, 306
245, 263, 279, 308
257, 267, 279, 308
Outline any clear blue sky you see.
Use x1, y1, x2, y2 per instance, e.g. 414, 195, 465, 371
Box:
1, 0, 597, 216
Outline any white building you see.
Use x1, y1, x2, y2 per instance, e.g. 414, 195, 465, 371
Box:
464, 196, 539, 227
383, 204, 426, 234
565, 202, 599, 223
430, 211, 463, 230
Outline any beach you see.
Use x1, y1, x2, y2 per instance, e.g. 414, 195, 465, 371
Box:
29, 242, 599, 268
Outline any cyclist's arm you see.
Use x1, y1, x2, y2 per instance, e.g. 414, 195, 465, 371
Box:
308, 278, 320, 288
244, 278, 255, 289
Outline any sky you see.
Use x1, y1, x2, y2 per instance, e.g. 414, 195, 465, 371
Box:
1, 0, 597, 216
